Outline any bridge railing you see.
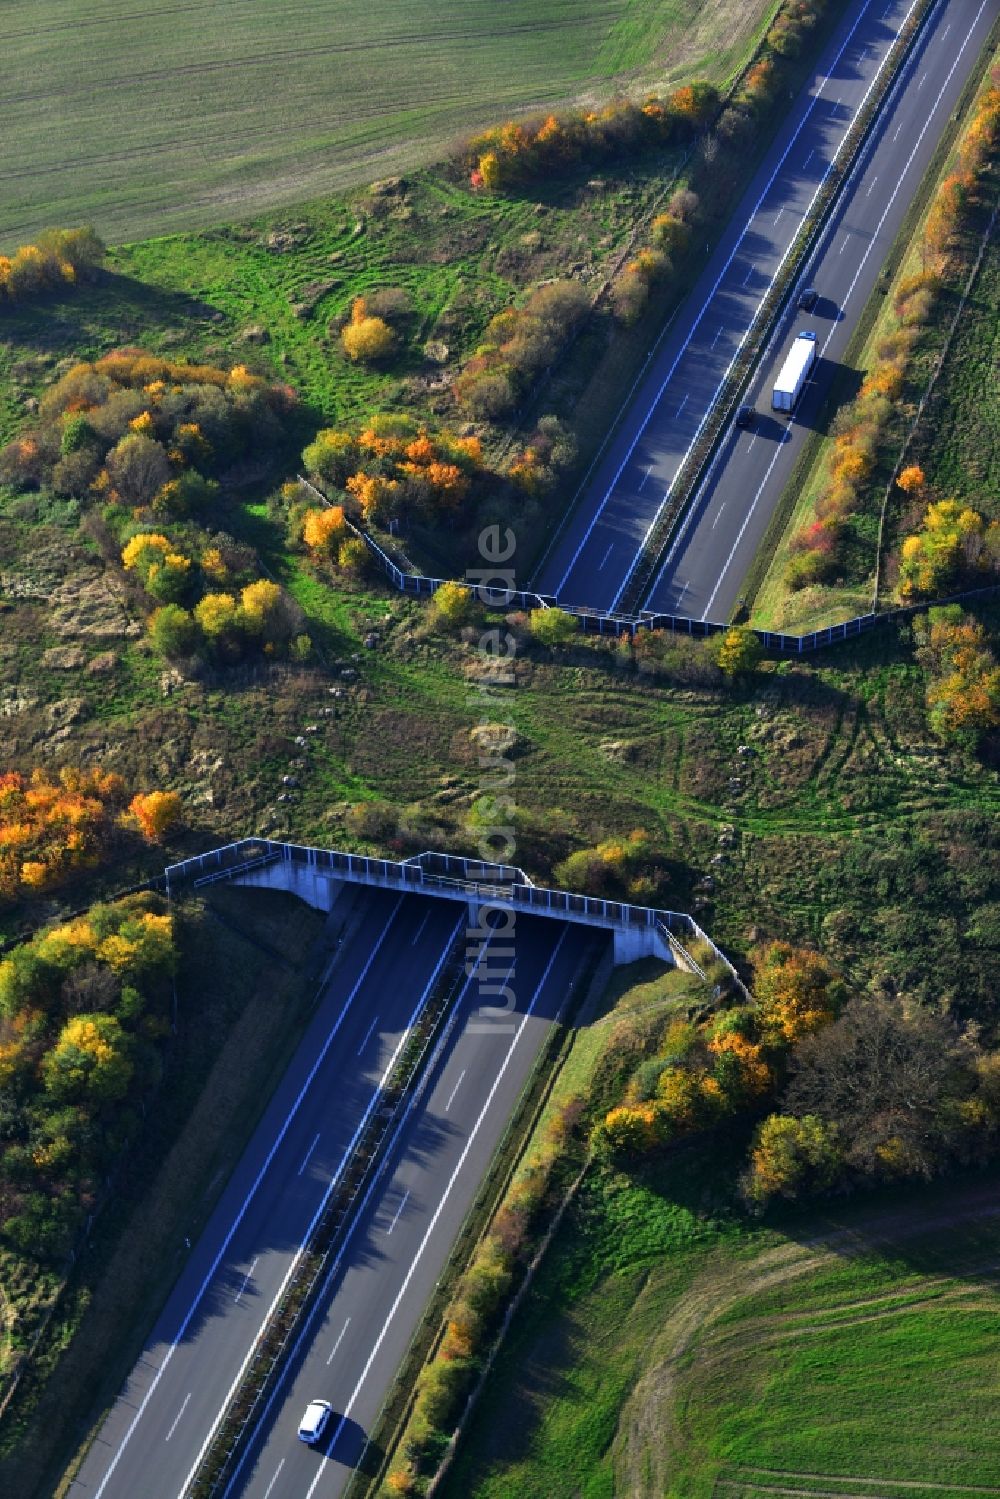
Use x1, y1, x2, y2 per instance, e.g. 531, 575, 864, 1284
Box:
165, 839, 747, 997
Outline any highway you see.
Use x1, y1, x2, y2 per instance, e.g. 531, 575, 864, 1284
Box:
69, 890, 467, 1499
230, 914, 590, 1499
68, 891, 592, 1499
535, 0, 997, 619
646, 0, 997, 622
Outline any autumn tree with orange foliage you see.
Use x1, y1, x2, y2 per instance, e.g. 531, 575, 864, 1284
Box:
753, 941, 844, 1046
301, 505, 347, 555
914, 605, 1000, 746
0, 768, 127, 903
299, 417, 484, 537
126, 791, 183, 843
897, 464, 925, 495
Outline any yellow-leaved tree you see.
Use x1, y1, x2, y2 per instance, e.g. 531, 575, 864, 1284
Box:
714, 626, 763, 676
341, 298, 397, 363
42, 1013, 133, 1103
126, 790, 183, 843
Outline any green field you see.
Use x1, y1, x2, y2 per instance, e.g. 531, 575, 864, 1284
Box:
441, 1151, 1000, 1499
911, 212, 1000, 520
0, 0, 775, 249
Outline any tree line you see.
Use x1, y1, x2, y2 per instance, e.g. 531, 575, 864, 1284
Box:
0, 894, 179, 1260
786, 66, 1000, 595
593, 939, 1000, 1210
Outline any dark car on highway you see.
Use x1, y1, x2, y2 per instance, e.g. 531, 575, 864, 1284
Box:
797, 286, 819, 311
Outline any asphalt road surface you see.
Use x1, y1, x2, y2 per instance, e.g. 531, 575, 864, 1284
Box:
69, 890, 468, 1499
645, 0, 997, 623
536, 0, 996, 617
229, 914, 591, 1499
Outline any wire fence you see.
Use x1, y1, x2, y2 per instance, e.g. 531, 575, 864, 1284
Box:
294, 476, 1000, 652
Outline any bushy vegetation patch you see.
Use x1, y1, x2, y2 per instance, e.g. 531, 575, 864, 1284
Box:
0, 347, 296, 505
0, 230, 105, 307
435, 953, 1000, 1499
754, 56, 1000, 629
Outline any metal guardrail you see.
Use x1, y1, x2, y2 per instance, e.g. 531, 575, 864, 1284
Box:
187, 936, 469, 1497
285, 0, 1000, 654
614, 0, 939, 615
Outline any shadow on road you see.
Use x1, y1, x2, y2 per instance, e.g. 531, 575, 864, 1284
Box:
329, 1413, 380, 1474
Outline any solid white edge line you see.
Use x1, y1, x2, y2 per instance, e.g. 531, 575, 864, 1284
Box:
174, 912, 466, 1499
698, 0, 991, 621
611, 0, 926, 615
87, 893, 408, 1499
303, 930, 570, 1499
550, 0, 915, 605
219, 946, 505, 1497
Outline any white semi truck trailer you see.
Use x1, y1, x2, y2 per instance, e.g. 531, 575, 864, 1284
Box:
772, 330, 817, 412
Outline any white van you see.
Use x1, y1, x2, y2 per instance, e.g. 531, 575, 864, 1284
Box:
298, 1399, 333, 1444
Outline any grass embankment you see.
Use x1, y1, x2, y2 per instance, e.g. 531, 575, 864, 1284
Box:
749, 38, 1000, 634
910, 200, 1000, 522
3, 470, 1000, 1012
0, 166, 679, 449
383, 949, 1000, 1497
0, 886, 330, 1499
441, 1129, 1000, 1498
0, 0, 775, 249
